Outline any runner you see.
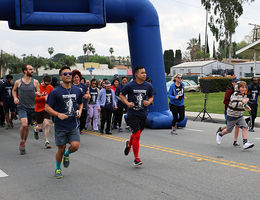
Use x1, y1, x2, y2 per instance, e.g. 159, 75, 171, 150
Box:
216, 81, 254, 150
33, 75, 54, 148
0, 75, 16, 129
97, 80, 117, 134
85, 78, 99, 132
45, 66, 83, 179
120, 66, 154, 166
72, 70, 89, 133
245, 77, 260, 132
12, 64, 41, 155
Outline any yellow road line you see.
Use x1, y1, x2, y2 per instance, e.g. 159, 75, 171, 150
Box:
84, 131, 260, 173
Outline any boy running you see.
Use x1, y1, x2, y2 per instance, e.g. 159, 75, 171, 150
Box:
216, 81, 254, 150
45, 66, 83, 179
120, 66, 154, 166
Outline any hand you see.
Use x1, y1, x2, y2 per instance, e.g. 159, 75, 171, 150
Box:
242, 98, 249, 104
76, 110, 82, 118
127, 102, 134, 108
58, 113, 68, 120
14, 98, 19, 105
41, 91, 48, 96
35, 91, 42, 97
83, 94, 89, 99
143, 100, 151, 107
0, 101, 3, 106
98, 108, 101, 112
114, 106, 118, 110
184, 96, 187, 100
175, 95, 179, 99
247, 107, 251, 112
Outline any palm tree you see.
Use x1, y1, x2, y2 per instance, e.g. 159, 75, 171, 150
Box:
83, 44, 88, 55
91, 48, 96, 55
109, 47, 114, 56
186, 38, 200, 61
48, 47, 54, 58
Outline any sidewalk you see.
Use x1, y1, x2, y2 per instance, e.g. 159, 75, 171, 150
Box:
186, 111, 260, 128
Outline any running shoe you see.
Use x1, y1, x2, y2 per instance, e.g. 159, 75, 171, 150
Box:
216, 127, 222, 134
124, 140, 131, 156
248, 129, 255, 132
243, 142, 254, 150
216, 133, 222, 145
106, 131, 112, 135
118, 128, 123, 132
54, 169, 63, 179
63, 155, 70, 168
170, 130, 177, 135
45, 141, 51, 149
233, 141, 240, 147
99, 130, 104, 134
33, 126, 39, 140
134, 159, 143, 166
19, 142, 26, 155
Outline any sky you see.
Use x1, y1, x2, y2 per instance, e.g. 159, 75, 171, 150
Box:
0, 0, 259, 58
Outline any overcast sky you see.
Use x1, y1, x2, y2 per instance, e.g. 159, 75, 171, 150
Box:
0, 0, 259, 58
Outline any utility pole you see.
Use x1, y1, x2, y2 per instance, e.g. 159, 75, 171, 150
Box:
248, 23, 260, 42
204, 9, 209, 60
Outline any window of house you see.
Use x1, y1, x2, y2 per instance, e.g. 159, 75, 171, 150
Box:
251, 67, 253, 73
188, 69, 191, 73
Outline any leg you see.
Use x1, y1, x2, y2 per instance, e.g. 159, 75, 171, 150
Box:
56, 145, 66, 163
85, 105, 94, 129
20, 118, 29, 142
105, 110, 112, 133
92, 105, 99, 131
43, 118, 50, 142
79, 109, 87, 132
169, 104, 178, 129
100, 107, 106, 132
234, 125, 239, 142
177, 106, 185, 123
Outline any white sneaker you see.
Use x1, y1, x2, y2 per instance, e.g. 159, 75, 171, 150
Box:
216, 133, 222, 145
243, 142, 254, 150
170, 130, 177, 135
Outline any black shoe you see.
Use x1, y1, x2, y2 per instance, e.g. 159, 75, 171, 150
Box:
233, 141, 240, 147
134, 159, 143, 166
124, 140, 130, 156
106, 132, 112, 135
216, 127, 222, 135
99, 130, 104, 134
248, 129, 255, 132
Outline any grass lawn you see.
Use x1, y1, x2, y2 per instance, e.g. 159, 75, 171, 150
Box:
184, 92, 256, 116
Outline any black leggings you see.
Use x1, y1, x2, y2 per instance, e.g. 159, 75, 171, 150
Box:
114, 107, 124, 128
101, 107, 113, 133
169, 104, 185, 127
245, 103, 258, 129
80, 109, 88, 131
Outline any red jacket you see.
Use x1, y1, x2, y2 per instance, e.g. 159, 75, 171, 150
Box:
223, 86, 234, 111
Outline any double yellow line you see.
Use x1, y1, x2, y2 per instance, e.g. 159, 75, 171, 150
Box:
85, 131, 260, 173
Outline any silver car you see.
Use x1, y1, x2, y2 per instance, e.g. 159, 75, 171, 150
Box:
167, 80, 200, 92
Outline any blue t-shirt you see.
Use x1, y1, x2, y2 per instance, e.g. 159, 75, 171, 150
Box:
89, 87, 98, 104
248, 84, 260, 104
0, 82, 13, 102
121, 81, 153, 118
73, 83, 88, 109
115, 84, 127, 109
47, 85, 83, 131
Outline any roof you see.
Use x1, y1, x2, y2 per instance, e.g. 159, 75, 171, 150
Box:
171, 60, 218, 68
236, 39, 260, 57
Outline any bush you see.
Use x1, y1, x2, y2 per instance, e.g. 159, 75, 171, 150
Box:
199, 77, 252, 93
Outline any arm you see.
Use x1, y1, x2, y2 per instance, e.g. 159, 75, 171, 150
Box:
76, 103, 83, 118
112, 90, 117, 109
168, 85, 178, 100
45, 104, 68, 120
34, 80, 41, 97
12, 80, 20, 104
119, 93, 134, 108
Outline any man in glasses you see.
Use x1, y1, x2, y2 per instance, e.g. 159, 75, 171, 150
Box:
168, 74, 186, 135
33, 75, 54, 149
45, 66, 83, 179
12, 64, 41, 155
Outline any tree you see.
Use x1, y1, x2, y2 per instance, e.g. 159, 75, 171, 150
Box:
58, 55, 76, 68
23, 55, 46, 75
88, 55, 114, 69
175, 50, 182, 65
51, 53, 66, 62
186, 38, 202, 61
198, 34, 201, 49
109, 47, 114, 56
83, 44, 88, 55
91, 48, 96, 55
163, 50, 174, 75
48, 47, 54, 58
201, 0, 255, 64
213, 41, 216, 59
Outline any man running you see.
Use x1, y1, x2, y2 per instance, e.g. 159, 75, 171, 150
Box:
12, 64, 41, 155
45, 66, 83, 179
33, 75, 54, 148
120, 66, 154, 166
0, 75, 16, 129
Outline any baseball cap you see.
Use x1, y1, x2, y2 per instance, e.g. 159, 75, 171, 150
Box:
232, 77, 240, 82
104, 80, 111, 86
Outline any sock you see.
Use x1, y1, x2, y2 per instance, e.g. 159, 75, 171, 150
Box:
233, 141, 238, 145
131, 130, 141, 161
56, 161, 61, 170
243, 139, 247, 145
219, 133, 223, 137
64, 149, 70, 157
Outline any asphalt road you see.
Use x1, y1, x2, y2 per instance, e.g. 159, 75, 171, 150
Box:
0, 120, 260, 200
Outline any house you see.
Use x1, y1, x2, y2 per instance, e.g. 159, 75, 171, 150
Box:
234, 61, 260, 78
170, 60, 233, 77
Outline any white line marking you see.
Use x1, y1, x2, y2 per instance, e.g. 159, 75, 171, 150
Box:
253, 138, 260, 140
0, 169, 8, 177
185, 128, 203, 132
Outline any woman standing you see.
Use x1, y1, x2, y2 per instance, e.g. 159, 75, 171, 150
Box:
168, 74, 186, 135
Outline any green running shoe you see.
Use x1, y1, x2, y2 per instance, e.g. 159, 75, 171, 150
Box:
63, 155, 70, 168
54, 169, 63, 179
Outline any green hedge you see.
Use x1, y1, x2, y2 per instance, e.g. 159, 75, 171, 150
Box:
199, 77, 253, 93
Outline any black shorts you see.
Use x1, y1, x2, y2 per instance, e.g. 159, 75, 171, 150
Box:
34, 111, 50, 124
3, 101, 16, 113
127, 115, 146, 133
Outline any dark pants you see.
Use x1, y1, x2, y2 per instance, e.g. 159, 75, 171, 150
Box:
245, 103, 258, 130
0, 105, 4, 125
80, 109, 88, 131
169, 104, 185, 127
114, 107, 124, 128
101, 107, 113, 133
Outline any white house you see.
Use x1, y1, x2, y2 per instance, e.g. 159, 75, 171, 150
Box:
170, 60, 233, 77
234, 61, 260, 78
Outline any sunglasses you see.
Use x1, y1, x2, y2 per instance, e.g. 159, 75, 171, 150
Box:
60, 72, 72, 76
177, 77, 182, 79
92, 82, 97, 85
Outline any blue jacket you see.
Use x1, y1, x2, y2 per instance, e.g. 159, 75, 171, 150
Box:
168, 82, 185, 106
97, 88, 117, 108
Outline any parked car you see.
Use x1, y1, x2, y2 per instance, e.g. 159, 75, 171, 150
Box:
166, 80, 200, 92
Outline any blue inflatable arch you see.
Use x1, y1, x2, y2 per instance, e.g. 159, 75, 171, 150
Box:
0, 0, 187, 128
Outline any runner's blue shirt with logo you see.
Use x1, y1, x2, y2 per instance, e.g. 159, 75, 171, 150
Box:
0, 82, 13, 102
248, 84, 260, 104
47, 85, 83, 131
121, 81, 153, 118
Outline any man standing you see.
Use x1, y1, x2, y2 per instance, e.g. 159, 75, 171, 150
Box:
245, 77, 260, 132
12, 64, 41, 155
120, 66, 154, 166
33, 75, 54, 148
0, 75, 16, 129
45, 66, 83, 179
